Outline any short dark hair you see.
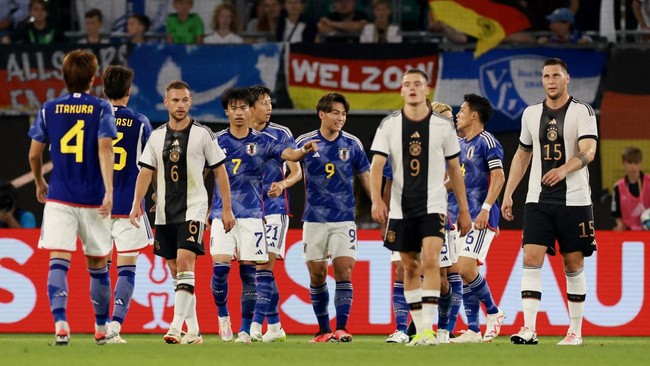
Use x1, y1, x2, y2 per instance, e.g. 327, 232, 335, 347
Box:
622, 146, 643, 163
62, 49, 98, 93
165, 80, 191, 93
102, 65, 134, 100
463, 93, 493, 124
221, 87, 255, 109
249, 85, 272, 102
85, 8, 103, 21
129, 14, 151, 31
543, 58, 569, 74
403, 69, 429, 82
316, 92, 350, 113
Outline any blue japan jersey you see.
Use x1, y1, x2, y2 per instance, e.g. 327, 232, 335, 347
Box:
28, 92, 117, 206
210, 128, 287, 219
261, 122, 297, 215
112, 106, 153, 216
297, 130, 370, 223
448, 131, 504, 229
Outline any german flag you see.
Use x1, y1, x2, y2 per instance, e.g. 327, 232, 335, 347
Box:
429, 0, 531, 58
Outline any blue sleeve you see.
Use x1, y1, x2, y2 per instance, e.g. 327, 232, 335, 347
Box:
140, 114, 153, 147
27, 108, 49, 143
98, 100, 117, 139
382, 160, 393, 180
18, 210, 36, 228
268, 135, 288, 160
486, 138, 505, 165
354, 143, 371, 174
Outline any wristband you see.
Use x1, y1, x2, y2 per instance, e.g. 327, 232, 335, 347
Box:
481, 203, 492, 211
301, 145, 308, 153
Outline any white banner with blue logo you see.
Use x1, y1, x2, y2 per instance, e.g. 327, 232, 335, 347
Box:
435, 48, 607, 133
128, 43, 282, 122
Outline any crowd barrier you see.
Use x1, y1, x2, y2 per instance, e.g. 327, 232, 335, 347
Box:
0, 229, 647, 336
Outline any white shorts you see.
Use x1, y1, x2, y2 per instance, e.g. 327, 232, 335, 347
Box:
38, 201, 112, 257
111, 217, 153, 254
302, 221, 358, 261
439, 228, 460, 268
457, 224, 497, 264
210, 217, 268, 262
264, 214, 289, 259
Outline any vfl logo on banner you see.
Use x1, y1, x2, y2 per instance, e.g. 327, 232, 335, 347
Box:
339, 148, 350, 161
246, 142, 258, 156
479, 55, 546, 119
134, 255, 175, 330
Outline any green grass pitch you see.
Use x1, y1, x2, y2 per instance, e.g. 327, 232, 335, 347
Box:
3, 335, 649, 366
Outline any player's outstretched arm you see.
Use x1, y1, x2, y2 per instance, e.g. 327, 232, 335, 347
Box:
28, 140, 48, 203
447, 157, 471, 236
214, 164, 235, 233
369, 154, 388, 225
130, 167, 153, 228
502, 146, 532, 221
268, 160, 302, 198
281, 140, 320, 162
98, 137, 115, 218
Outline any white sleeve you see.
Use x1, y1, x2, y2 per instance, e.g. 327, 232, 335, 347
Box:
519, 108, 533, 147
205, 131, 226, 168
370, 116, 391, 156
443, 123, 460, 158
139, 137, 157, 169
577, 104, 598, 140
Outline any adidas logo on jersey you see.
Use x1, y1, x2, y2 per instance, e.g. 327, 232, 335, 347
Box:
349, 245, 356, 250
312, 152, 320, 158
173, 139, 180, 146
440, 256, 449, 262
411, 131, 420, 138
187, 236, 196, 242
549, 118, 557, 125
255, 249, 264, 255
114, 298, 125, 306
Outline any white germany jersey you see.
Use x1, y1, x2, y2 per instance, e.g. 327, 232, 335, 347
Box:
371, 110, 460, 219
519, 97, 598, 206
139, 120, 226, 224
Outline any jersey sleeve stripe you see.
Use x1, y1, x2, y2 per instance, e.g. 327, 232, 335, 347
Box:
342, 131, 365, 150
519, 140, 533, 149
208, 158, 226, 170
269, 122, 294, 137
488, 159, 504, 170
578, 134, 599, 141
138, 162, 155, 171
480, 132, 497, 149
296, 131, 319, 144
445, 151, 460, 160
572, 97, 595, 116
370, 149, 388, 158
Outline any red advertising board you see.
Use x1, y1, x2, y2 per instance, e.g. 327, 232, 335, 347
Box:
0, 229, 648, 336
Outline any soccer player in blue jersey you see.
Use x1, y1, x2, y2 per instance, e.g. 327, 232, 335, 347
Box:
28, 49, 117, 346
296, 92, 372, 343
101, 65, 154, 344
370, 69, 471, 346
210, 87, 318, 343
247, 85, 302, 342
130, 80, 235, 344
446, 94, 506, 344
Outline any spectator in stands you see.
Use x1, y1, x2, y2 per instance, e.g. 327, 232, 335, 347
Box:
537, 7, 592, 44
0, 180, 36, 229
246, 0, 282, 42
0, 0, 30, 38
317, 0, 370, 43
126, 13, 151, 44
166, 0, 204, 44
612, 147, 650, 231
205, 2, 243, 44
360, 0, 401, 43
78, 8, 108, 44
276, 0, 317, 43
1, 0, 63, 44
632, 0, 650, 40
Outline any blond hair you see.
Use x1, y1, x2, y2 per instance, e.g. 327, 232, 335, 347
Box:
431, 101, 452, 115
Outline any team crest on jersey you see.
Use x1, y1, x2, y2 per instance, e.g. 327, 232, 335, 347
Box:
466, 146, 475, 160
246, 142, 258, 156
386, 230, 396, 243
339, 148, 350, 161
170, 148, 180, 163
409, 141, 422, 157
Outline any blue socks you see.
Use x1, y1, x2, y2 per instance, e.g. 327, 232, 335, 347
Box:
267, 280, 280, 325
111, 265, 136, 324
211, 263, 230, 317
253, 270, 273, 324
335, 281, 353, 330
47, 258, 70, 322
462, 284, 481, 333
89, 266, 111, 326
447, 272, 463, 332
240, 264, 257, 333
437, 288, 452, 330
468, 273, 499, 314
392, 281, 408, 332
310, 283, 330, 332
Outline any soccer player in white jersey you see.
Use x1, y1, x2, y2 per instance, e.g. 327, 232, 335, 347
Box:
446, 94, 505, 344
370, 69, 471, 346
247, 85, 302, 342
296, 92, 372, 343
130, 80, 236, 344
209, 87, 318, 343
502, 58, 598, 346
28, 50, 117, 346
102, 66, 154, 344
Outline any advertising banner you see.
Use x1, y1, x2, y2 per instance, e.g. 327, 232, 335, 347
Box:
435, 48, 607, 133
127, 43, 283, 122
287, 43, 438, 111
0, 229, 647, 336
